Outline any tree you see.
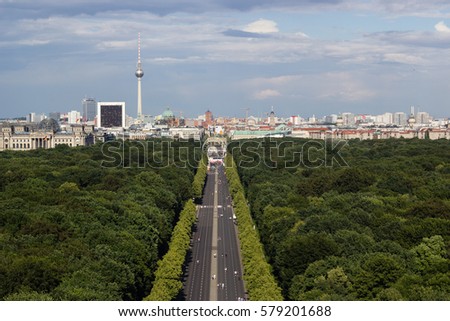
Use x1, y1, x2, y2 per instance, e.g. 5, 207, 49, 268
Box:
354, 253, 405, 299
333, 168, 374, 193
53, 267, 121, 300
412, 235, 448, 274
276, 233, 339, 287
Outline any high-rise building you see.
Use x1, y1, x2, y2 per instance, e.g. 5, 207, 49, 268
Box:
416, 112, 431, 125
82, 97, 97, 122
68, 110, 81, 124
341, 112, 355, 126
205, 110, 213, 125
290, 115, 301, 125
376, 113, 393, 125
325, 114, 338, 124
393, 112, 407, 126
135, 33, 144, 119
27, 113, 36, 123
97, 102, 126, 128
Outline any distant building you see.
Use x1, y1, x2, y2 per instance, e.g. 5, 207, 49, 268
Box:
230, 125, 291, 140
289, 116, 302, 125
48, 112, 61, 122
308, 115, 317, 124
408, 112, 416, 128
141, 114, 154, 125
68, 110, 81, 124
355, 114, 375, 124
269, 108, 276, 127
416, 112, 431, 125
169, 127, 204, 140
325, 114, 338, 124
0, 122, 94, 151
393, 112, 407, 126
27, 113, 46, 123
97, 102, 126, 128
341, 112, 355, 126
82, 97, 97, 122
204, 110, 213, 128
376, 113, 393, 125
247, 116, 258, 127
154, 107, 180, 127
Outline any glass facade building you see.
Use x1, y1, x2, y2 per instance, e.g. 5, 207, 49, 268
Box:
97, 102, 126, 128
82, 98, 97, 122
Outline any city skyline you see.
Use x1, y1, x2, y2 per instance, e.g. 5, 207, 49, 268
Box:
2, 1, 450, 118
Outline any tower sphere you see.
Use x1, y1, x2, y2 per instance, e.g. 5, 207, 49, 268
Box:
135, 69, 144, 78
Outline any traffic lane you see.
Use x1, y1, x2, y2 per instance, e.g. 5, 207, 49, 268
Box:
184, 172, 215, 300
216, 167, 245, 300
220, 166, 245, 300
217, 170, 230, 300
198, 207, 213, 300
186, 205, 212, 300
219, 205, 244, 300
225, 209, 245, 300
217, 206, 238, 300
195, 172, 215, 300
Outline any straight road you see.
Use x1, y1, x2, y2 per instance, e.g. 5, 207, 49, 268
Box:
184, 164, 246, 301
216, 166, 246, 301
184, 168, 215, 301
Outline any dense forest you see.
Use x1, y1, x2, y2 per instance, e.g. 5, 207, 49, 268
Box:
0, 140, 202, 300
230, 138, 450, 300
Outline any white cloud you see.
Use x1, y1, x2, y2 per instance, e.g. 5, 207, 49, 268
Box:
244, 19, 279, 34
435, 21, 450, 33
309, 72, 376, 102
382, 53, 426, 65
246, 72, 377, 103
96, 40, 136, 50
253, 89, 281, 100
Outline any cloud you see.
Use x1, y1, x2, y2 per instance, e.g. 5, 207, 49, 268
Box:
222, 29, 270, 38
2, 0, 450, 21
253, 89, 281, 100
366, 29, 450, 49
435, 21, 450, 32
382, 53, 426, 65
369, 0, 450, 17
243, 19, 279, 34
246, 72, 376, 103
0, 0, 346, 18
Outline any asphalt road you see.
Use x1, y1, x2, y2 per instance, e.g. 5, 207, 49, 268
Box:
216, 166, 246, 301
184, 165, 246, 301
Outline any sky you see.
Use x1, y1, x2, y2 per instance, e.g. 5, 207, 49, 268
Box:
1, 1, 450, 119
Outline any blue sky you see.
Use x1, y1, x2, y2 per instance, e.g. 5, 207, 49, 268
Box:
1, 0, 450, 119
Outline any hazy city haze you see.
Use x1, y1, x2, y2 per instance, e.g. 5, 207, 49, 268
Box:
1, 0, 450, 118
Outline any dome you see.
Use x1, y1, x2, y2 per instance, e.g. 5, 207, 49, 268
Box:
162, 108, 174, 119
38, 118, 60, 133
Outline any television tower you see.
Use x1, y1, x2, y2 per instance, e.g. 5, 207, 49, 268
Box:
135, 33, 144, 119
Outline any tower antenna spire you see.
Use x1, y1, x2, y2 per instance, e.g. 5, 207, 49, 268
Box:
135, 32, 144, 119
138, 32, 141, 65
